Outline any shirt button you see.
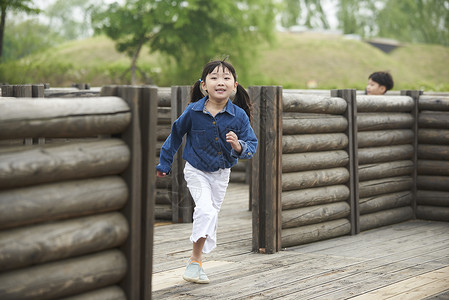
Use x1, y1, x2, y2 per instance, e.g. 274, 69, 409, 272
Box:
212, 121, 216, 125
215, 137, 219, 141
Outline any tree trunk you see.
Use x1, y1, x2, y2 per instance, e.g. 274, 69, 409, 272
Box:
0, 4, 6, 61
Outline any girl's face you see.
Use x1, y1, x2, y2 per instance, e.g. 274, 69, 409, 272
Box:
366, 78, 386, 95
201, 65, 238, 102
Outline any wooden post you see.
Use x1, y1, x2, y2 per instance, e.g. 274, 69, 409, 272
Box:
102, 85, 142, 300
401, 90, 421, 219
170, 86, 193, 223
331, 89, 359, 234
13, 85, 32, 97
1, 84, 13, 97
32, 84, 45, 98
249, 86, 282, 254
139, 86, 158, 300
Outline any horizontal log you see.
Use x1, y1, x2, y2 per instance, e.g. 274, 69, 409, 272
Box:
417, 190, 449, 207
282, 185, 350, 210
358, 129, 414, 148
158, 107, 172, 125
44, 89, 99, 98
282, 202, 350, 228
357, 113, 413, 131
416, 205, 449, 222
157, 87, 171, 107
358, 160, 414, 181
0, 212, 128, 272
418, 129, 449, 145
418, 111, 449, 129
356, 95, 414, 112
282, 93, 347, 114
359, 176, 413, 198
60, 286, 126, 300
418, 95, 449, 111
157, 126, 171, 141
156, 175, 171, 188
282, 115, 347, 135
358, 145, 414, 164
418, 160, 449, 176
282, 167, 349, 191
417, 175, 449, 191
230, 171, 247, 183
0, 97, 130, 139
156, 188, 171, 205
0, 250, 126, 300
281, 219, 351, 248
231, 159, 249, 172
359, 207, 413, 231
282, 150, 348, 173
0, 176, 127, 230
418, 144, 449, 160
155, 204, 172, 220
359, 191, 412, 214
0, 139, 130, 190
282, 133, 348, 154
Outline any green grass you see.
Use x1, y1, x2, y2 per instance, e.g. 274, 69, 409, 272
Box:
1, 32, 448, 92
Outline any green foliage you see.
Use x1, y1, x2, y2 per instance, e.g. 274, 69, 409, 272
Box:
335, 0, 449, 46
2, 32, 448, 92
44, 0, 98, 40
280, 0, 329, 29
0, 0, 41, 60
92, 0, 276, 84
3, 19, 63, 62
376, 0, 449, 46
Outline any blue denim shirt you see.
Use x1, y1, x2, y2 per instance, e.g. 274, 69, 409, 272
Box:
157, 96, 258, 173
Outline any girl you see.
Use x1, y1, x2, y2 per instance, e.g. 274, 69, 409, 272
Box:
156, 59, 258, 284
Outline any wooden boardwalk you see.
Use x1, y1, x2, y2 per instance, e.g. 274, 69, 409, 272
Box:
152, 183, 449, 299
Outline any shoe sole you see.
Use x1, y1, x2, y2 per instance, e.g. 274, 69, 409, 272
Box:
182, 275, 210, 284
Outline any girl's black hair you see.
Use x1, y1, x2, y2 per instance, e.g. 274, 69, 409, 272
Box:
190, 59, 252, 121
369, 71, 394, 91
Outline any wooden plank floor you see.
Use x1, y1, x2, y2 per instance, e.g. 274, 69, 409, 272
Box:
152, 183, 449, 299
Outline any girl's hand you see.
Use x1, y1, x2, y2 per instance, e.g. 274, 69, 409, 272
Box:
226, 131, 242, 154
157, 170, 166, 177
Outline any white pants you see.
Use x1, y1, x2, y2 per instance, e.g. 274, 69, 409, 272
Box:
184, 162, 231, 253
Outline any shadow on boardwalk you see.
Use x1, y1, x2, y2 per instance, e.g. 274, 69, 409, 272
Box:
152, 183, 449, 299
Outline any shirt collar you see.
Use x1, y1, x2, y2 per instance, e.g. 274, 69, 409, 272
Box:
192, 96, 236, 116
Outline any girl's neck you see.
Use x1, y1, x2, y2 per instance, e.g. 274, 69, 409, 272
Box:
206, 97, 227, 117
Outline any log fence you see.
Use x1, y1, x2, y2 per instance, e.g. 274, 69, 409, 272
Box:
1, 84, 448, 298
0, 86, 157, 300
250, 87, 449, 253
414, 94, 449, 221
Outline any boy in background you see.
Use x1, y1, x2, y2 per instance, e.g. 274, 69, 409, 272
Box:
366, 71, 394, 95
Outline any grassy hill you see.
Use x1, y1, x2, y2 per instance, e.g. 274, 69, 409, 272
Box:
1, 32, 448, 91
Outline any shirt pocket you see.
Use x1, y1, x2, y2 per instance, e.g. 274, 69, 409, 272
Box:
191, 129, 207, 149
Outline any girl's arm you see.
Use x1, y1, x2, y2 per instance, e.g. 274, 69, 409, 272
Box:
229, 115, 258, 160
156, 106, 192, 175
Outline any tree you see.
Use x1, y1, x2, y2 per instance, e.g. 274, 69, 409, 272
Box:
92, 0, 276, 85
376, 0, 449, 46
45, 0, 97, 40
2, 18, 63, 62
280, 0, 329, 29
0, 0, 40, 61
336, 0, 449, 46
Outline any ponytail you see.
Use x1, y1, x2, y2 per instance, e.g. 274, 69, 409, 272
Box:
233, 84, 252, 122
190, 80, 204, 103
